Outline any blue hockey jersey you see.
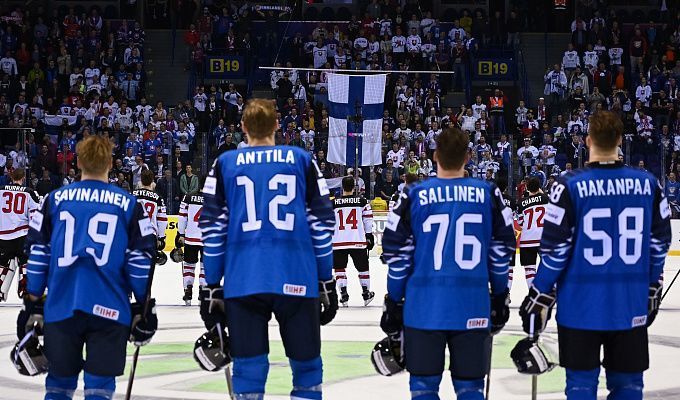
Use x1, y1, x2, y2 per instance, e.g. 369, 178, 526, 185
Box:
199, 145, 335, 299
533, 162, 672, 331
25, 180, 156, 325
383, 178, 516, 331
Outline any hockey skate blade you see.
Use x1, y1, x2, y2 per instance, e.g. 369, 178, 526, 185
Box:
363, 293, 375, 306
340, 301, 349, 308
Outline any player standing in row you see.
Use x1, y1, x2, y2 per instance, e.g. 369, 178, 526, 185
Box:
381, 127, 516, 400
18, 136, 157, 400
177, 187, 204, 305
332, 176, 375, 307
512, 177, 548, 289
198, 99, 338, 400
132, 170, 168, 256
520, 111, 672, 399
0, 169, 40, 301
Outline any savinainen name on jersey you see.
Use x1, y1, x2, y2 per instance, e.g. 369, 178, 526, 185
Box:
575, 178, 651, 198
53, 187, 131, 210
418, 185, 485, 205
236, 149, 296, 165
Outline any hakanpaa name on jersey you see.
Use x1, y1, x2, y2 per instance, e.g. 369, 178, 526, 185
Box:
179, 194, 203, 245
383, 178, 516, 331
199, 146, 335, 299
25, 181, 156, 325
132, 188, 168, 238
0, 184, 40, 240
534, 163, 672, 331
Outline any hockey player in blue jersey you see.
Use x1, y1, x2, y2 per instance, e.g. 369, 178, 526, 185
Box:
519, 111, 672, 400
16, 136, 158, 400
198, 99, 338, 400
381, 127, 516, 400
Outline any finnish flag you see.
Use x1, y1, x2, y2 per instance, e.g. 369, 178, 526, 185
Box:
327, 73, 386, 167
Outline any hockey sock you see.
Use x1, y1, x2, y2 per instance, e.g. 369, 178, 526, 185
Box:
605, 371, 643, 400
83, 372, 115, 400
183, 263, 196, 288
335, 269, 347, 290
289, 356, 323, 400
508, 266, 514, 290
565, 368, 600, 400
409, 374, 442, 400
17, 262, 27, 298
232, 354, 269, 398
198, 263, 207, 287
452, 378, 485, 400
45, 373, 77, 400
524, 265, 537, 288
359, 272, 370, 291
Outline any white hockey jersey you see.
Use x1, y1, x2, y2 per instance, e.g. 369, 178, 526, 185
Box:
517, 193, 549, 248
332, 196, 373, 250
178, 194, 203, 246
0, 184, 40, 240
609, 47, 623, 65
583, 51, 598, 69
562, 50, 580, 69
312, 46, 328, 69
132, 188, 168, 238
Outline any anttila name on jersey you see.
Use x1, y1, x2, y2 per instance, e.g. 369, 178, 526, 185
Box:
236, 149, 296, 165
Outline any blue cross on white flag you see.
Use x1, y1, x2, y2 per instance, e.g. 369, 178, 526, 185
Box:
327, 73, 386, 166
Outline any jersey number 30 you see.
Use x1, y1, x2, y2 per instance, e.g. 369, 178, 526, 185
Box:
423, 213, 482, 270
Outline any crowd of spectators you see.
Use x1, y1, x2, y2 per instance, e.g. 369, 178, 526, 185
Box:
0, 6, 208, 213
7, 1, 680, 218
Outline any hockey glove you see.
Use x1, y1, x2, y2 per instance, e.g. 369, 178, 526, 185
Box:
366, 233, 375, 251
16, 296, 44, 340
647, 282, 663, 327
490, 289, 510, 335
130, 299, 158, 346
200, 284, 227, 330
380, 295, 404, 336
175, 235, 185, 248
519, 286, 556, 336
319, 279, 338, 325
157, 237, 166, 251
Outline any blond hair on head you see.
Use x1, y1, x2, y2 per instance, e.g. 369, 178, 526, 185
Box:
242, 98, 278, 140
76, 135, 113, 176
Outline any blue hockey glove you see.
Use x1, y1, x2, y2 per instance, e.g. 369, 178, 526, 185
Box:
319, 279, 338, 325
490, 289, 510, 335
647, 282, 663, 327
380, 295, 404, 336
130, 299, 158, 346
16, 296, 43, 340
519, 286, 556, 335
200, 284, 226, 330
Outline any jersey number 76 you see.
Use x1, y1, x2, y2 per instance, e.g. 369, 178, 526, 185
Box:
423, 213, 482, 271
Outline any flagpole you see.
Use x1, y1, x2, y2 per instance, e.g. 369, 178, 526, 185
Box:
259, 66, 455, 75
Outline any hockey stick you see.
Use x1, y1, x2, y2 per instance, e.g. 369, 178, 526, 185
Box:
225, 363, 234, 399
530, 314, 538, 400
661, 268, 680, 302
124, 253, 158, 400
485, 336, 493, 400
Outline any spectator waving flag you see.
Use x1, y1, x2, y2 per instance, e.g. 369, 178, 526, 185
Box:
327, 73, 386, 166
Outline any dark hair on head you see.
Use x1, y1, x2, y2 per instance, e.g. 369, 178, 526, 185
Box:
526, 177, 541, 193
405, 173, 418, 185
435, 127, 469, 170
496, 178, 508, 192
342, 175, 354, 192
141, 169, 155, 186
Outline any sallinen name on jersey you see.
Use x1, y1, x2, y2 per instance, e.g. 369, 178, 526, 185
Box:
417, 185, 485, 205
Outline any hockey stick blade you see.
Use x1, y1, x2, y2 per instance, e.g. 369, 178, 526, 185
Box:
124, 253, 158, 400
661, 268, 680, 303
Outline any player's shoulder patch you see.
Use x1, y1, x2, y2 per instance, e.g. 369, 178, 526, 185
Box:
138, 217, 154, 237
203, 176, 217, 195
